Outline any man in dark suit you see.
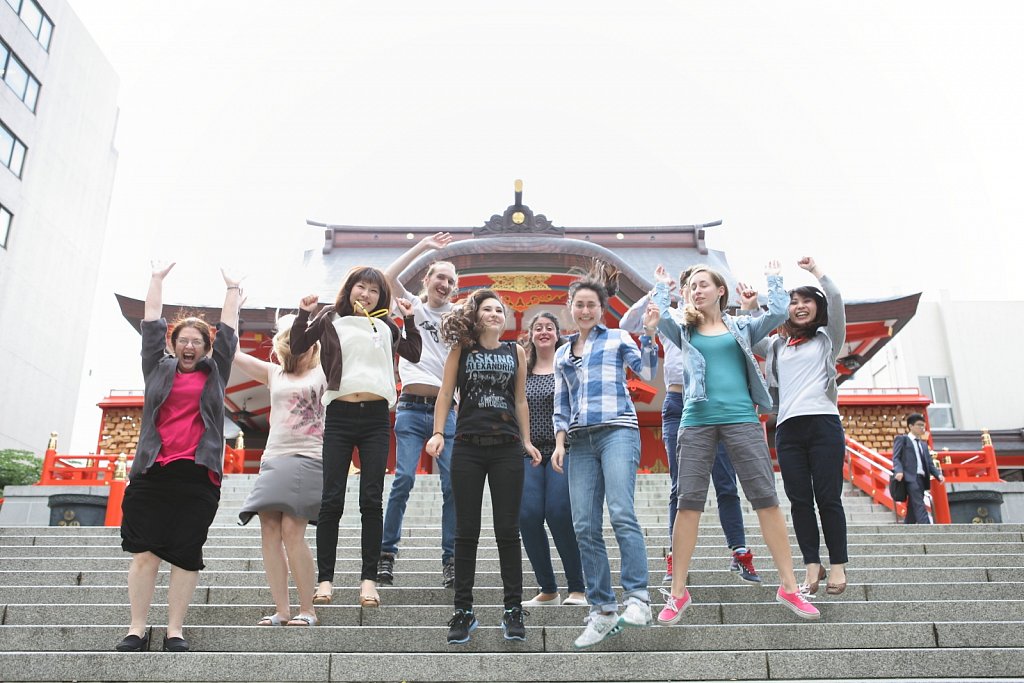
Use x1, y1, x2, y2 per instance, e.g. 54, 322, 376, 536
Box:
892, 413, 944, 524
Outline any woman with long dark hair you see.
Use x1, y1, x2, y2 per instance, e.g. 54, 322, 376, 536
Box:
290, 266, 421, 609
755, 256, 849, 595
518, 311, 586, 607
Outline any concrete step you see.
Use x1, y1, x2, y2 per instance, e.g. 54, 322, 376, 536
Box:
5, 620, 1024, 653
28, 529, 1021, 549
1, 648, 1022, 681
2, 585, 1022, 626
2, 473, 1022, 682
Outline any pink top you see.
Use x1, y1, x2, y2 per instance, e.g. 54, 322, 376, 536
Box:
155, 368, 220, 485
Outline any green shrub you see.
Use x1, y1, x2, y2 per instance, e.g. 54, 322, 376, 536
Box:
0, 449, 43, 493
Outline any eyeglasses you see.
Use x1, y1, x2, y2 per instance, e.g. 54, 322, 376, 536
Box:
176, 338, 206, 348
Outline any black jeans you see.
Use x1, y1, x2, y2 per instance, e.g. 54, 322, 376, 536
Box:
776, 414, 849, 565
317, 400, 390, 582
451, 439, 525, 610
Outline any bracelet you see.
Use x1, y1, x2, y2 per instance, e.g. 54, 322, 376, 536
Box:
226, 286, 240, 290
432, 431, 444, 438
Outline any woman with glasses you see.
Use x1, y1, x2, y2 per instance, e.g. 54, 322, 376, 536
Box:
116, 262, 241, 653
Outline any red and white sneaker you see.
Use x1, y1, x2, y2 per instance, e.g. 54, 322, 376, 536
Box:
656, 588, 691, 625
663, 552, 673, 584
776, 586, 821, 620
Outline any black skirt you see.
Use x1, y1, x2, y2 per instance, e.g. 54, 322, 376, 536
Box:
120, 459, 220, 571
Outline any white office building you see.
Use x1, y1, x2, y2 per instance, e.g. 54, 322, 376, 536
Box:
0, 0, 118, 452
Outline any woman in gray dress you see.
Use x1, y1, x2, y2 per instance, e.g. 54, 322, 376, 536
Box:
236, 316, 327, 626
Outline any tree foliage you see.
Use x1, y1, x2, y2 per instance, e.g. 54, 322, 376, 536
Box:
0, 449, 43, 492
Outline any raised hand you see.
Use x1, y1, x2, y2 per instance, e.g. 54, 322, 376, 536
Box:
298, 294, 320, 313
653, 264, 675, 289
150, 260, 175, 279
736, 281, 759, 309
422, 232, 453, 251
395, 297, 415, 317
764, 259, 781, 276
797, 256, 821, 277
221, 268, 245, 290
642, 302, 660, 334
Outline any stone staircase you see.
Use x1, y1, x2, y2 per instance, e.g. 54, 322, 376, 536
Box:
0, 474, 1022, 681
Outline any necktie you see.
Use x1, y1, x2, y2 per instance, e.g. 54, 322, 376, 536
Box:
916, 439, 929, 475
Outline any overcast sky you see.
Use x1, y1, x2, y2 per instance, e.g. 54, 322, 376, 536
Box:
67, 1, 1023, 451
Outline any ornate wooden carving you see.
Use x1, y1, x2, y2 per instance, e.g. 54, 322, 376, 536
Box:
475, 205, 563, 237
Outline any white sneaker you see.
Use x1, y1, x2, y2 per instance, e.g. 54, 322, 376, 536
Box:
573, 612, 623, 649
618, 597, 653, 627
522, 592, 561, 606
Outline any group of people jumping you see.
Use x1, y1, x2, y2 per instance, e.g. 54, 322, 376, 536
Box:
115, 232, 852, 652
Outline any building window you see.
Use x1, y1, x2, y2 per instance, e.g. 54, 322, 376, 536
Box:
918, 375, 956, 429
0, 204, 10, 248
4, 0, 53, 51
0, 119, 26, 176
0, 39, 41, 111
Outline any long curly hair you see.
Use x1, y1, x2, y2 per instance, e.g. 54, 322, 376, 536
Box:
567, 259, 619, 311
519, 311, 566, 373
682, 265, 728, 327
441, 288, 504, 349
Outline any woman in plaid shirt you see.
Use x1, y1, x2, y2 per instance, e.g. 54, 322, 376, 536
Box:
551, 261, 661, 649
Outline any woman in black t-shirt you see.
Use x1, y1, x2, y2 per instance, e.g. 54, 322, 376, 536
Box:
426, 289, 541, 645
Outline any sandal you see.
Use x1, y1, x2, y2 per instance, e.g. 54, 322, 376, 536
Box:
286, 614, 318, 626
257, 614, 289, 626
359, 594, 381, 608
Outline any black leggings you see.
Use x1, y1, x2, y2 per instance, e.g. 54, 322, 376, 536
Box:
317, 400, 389, 582
451, 439, 525, 610
776, 414, 849, 565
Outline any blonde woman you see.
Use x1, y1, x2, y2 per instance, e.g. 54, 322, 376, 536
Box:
235, 316, 327, 626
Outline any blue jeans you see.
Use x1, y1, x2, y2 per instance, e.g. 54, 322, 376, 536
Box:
519, 450, 585, 595
381, 401, 456, 563
566, 425, 649, 613
663, 392, 746, 549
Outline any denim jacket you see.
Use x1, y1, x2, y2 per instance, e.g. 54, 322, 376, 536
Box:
653, 274, 787, 413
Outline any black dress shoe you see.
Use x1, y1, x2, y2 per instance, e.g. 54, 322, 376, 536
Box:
115, 633, 149, 652
162, 636, 189, 652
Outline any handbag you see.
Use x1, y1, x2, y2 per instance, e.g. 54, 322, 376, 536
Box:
889, 475, 908, 502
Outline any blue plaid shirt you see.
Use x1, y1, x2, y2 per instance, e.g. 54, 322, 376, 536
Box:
553, 324, 658, 435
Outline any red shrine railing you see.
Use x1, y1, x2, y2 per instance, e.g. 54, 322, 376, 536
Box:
37, 434, 248, 527
844, 431, 1001, 524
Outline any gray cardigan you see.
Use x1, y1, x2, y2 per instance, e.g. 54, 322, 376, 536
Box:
754, 274, 846, 412
131, 318, 238, 480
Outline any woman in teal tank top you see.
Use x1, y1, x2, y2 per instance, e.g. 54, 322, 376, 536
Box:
653, 262, 821, 624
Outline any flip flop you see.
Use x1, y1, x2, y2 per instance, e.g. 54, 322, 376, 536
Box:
257, 614, 288, 626
286, 614, 318, 626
